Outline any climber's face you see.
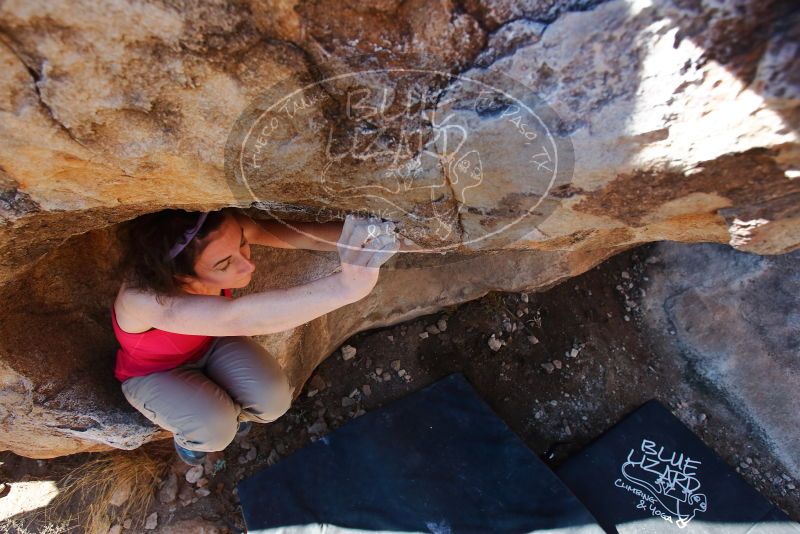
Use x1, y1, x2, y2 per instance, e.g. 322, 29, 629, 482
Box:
179, 214, 256, 294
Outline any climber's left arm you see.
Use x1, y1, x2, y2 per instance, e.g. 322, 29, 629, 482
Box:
232, 210, 339, 251
233, 210, 421, 252
259, 220, 343, 251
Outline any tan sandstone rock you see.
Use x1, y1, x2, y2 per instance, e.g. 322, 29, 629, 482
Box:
0, 0, 797, 457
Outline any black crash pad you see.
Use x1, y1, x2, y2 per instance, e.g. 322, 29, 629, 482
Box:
556, 400, 800, 533
238, 372, 603, 533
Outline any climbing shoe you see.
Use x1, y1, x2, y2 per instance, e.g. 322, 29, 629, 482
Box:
174, 439, 206, 466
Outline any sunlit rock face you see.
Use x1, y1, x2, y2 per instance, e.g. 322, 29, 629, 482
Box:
0, 0, 797, 457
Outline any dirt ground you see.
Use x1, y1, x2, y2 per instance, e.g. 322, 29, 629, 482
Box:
1, 243, 798, 533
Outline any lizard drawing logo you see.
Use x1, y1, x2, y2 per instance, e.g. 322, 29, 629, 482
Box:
318, 100, 485, 241
616, 438, 708, 528
224, 67, 575, 255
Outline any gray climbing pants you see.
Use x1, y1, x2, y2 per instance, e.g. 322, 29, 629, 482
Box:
121, 335, 295, 452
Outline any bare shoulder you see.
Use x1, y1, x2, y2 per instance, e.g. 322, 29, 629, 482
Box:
115, 280, 174, 333
115, 280, 237, 337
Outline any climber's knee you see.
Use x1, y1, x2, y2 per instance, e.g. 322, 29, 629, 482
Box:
194, 412, 238, 452
246, 372, 295, 423
177, 397, 239, 452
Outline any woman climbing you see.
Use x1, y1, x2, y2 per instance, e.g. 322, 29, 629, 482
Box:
111, 208, 402, 465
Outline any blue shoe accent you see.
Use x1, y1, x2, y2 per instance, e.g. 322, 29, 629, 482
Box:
236, 420, 252, 439
174, 439, 206, 466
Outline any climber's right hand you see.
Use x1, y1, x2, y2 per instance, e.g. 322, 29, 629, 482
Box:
336, 214, 400, 300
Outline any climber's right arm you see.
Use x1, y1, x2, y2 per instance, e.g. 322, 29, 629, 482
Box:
122, 213, 398, 337
121, 271, 365, 337
225, 271, 369, 335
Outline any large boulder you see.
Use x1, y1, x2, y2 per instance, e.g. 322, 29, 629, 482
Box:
0, 0, 797, 457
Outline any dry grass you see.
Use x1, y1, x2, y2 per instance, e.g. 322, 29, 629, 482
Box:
43, 440, 174, 533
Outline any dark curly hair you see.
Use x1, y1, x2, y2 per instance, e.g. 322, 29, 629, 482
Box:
115, 207, 235, 304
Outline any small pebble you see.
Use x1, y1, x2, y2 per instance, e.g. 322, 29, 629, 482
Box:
621, 271, 630, 279
246, 447, 257, 461
195, 487, 211, 497
488, 335, 503, 351
527, 335, 539, 345
307, 419, 328, 434
419, 331, 429, 339
144, 512, 158, 530
436, 318, 448, 331
382, 372, 391, 381
425, 324, 440, 335
553, 359, 562, 369
398, 369, 406, 377
387, 335, 394, 342
109, 481, 132, 507
390, 360, 401, 371
520, 293, 529, 303
541, 362, 555, 374
157, 472, 178, 504
185, 465, 203, 484
341, 344, 357, 361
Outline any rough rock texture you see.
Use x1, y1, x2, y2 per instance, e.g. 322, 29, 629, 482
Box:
641, 242, 800, 477
0, 0, 798, 457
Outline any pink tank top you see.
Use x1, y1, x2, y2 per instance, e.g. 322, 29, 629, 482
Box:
111, 288, 233, 382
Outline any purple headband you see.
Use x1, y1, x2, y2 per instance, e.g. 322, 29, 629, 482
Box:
168, 212, 209, 259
